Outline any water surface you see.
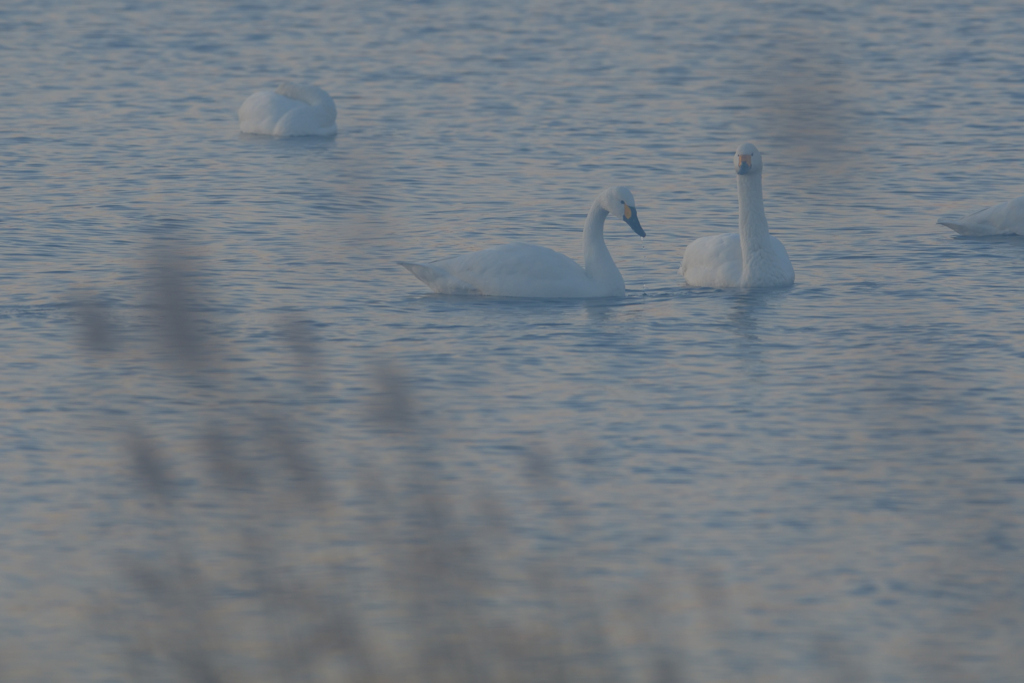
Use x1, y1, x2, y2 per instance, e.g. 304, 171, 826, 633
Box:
1, 1, 1024, 681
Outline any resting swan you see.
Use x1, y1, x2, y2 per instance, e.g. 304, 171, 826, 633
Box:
238, 82, 337, 137
679, 143, 794, 288
938, 197, 1024, 236
399, 187, 646, 298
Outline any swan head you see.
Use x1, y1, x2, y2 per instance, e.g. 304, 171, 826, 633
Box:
599, 186, 645, 237
734, 143, 763, 176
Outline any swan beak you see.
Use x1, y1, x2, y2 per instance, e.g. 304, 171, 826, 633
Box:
736, 154, 753, 175
623, 204, 645, 237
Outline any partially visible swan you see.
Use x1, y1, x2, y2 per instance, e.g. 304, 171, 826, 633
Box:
938, 197, 1024, 236
238, 82, 337, 137
679, 143, 794, 288
399, 187, 646, 298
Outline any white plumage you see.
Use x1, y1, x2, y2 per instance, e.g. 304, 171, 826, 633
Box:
938, 196, 1024, 236
680, 143, 794, 288
400, 187, 646, 298
238, 82, 337, 137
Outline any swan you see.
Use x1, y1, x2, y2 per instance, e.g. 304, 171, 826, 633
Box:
679, 143, 794, 288
399, 187, 646, 298
238, 82, 337, 137
938, 196, 1024, 236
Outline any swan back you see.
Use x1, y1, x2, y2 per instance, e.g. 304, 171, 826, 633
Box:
238, 82, 338, 137
275, 82, 335, 110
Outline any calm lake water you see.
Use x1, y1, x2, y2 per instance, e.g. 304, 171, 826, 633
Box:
2, 0, 1024, 681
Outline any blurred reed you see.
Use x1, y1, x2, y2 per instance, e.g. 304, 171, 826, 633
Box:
83, 249, 694, 683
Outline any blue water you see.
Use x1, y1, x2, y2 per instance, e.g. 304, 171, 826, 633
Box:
2, 0, 1024, 680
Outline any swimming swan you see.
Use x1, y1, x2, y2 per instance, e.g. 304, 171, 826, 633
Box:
399, 187, 646, 298
238, 82, 337, 137
938, 196, 1024, 236
679, 143, 794, 288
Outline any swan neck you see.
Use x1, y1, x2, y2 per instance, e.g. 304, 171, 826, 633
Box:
582, 202, 623, 292
583, 203, 610, 265
738, 172, 771, 248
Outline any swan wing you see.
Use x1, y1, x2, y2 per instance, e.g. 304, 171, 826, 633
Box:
402, 243, 610, 298
239, 91, 296, 135
274, 106, 338, 137
679, 233, 743, 288
766, 235, 795, 285
438, 244, 600, 297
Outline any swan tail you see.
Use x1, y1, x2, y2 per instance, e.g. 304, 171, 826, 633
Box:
937, 215, 1005, 236
937, 215, 969, 234
398, 262, 481, 295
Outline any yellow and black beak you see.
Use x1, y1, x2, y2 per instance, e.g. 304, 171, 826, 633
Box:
736, 153, 753, 175
623, 204, 645, 237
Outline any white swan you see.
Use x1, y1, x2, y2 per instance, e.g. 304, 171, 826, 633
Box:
938, 196, 1024, 236
399, 187, 646, 298
679, 143, 794, 288
238, 82, 337, 137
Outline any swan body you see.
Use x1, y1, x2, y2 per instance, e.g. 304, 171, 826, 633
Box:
680, 143, 794, 288
400, 187, 646, 298
238, 82, 337, 137
938, 196, 1024, 236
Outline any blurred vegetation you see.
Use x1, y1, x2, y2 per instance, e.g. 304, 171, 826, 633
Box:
82, 252, 694, 683
79, 248, 1024, 683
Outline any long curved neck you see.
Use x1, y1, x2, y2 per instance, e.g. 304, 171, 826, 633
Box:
737, 172, 773, 281
582, 201, 624, 290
